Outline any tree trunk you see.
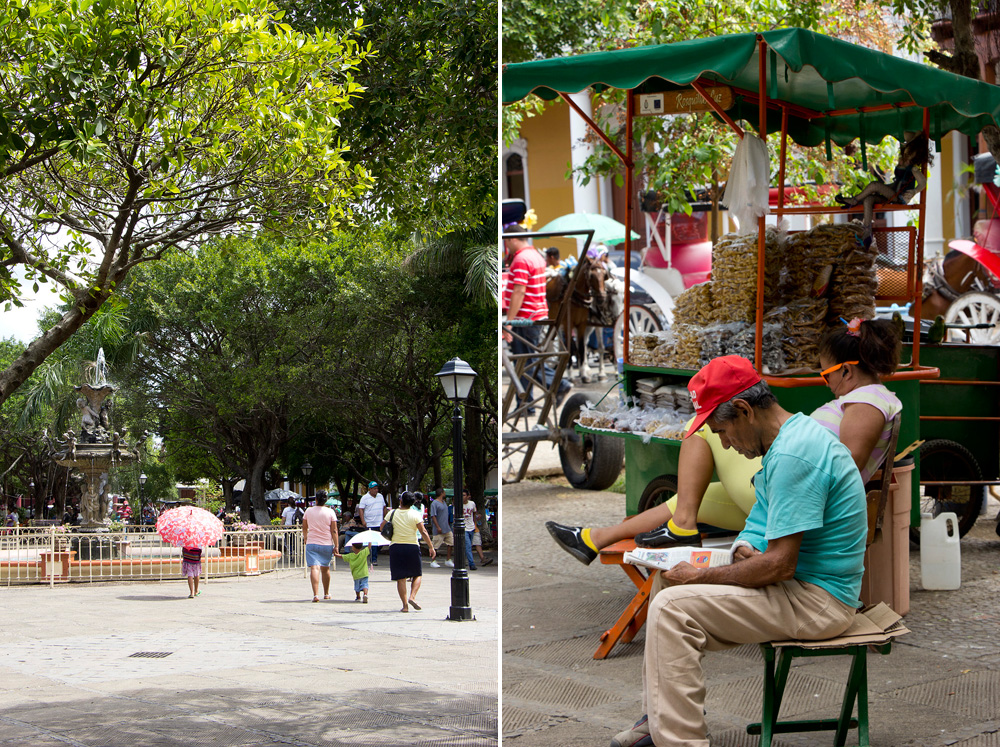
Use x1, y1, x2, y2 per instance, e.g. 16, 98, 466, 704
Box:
0, 290, 107, 405
246, 460, 268, 525
432, 451, 442, 492
464, 399, 486, 512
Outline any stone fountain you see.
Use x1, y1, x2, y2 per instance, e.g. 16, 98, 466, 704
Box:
46, 350, 138, 559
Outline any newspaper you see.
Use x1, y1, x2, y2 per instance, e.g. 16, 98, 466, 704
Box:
623, 547, 732, 571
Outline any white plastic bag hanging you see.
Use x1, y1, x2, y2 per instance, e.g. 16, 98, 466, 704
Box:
721, 133, 771, 234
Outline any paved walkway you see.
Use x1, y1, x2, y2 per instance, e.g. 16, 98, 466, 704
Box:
0, 561, 497, 746
504, 479, 1000, 747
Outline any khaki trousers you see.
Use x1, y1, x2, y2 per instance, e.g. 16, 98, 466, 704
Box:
642, 578, 856, 746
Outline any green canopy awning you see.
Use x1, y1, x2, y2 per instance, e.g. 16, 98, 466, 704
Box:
502, 28, 1000, 148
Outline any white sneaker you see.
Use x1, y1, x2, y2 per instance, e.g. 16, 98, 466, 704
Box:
445, 560, 454, 567
430, 561, 441, 568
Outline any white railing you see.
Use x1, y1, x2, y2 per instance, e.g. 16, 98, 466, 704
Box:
0, 526, 306, 586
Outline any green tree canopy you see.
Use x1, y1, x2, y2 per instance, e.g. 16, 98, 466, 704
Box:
0, 0, 373, 405
278, 0, 498, 234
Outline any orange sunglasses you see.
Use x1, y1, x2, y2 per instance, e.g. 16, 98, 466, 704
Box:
820, 360, 859, 385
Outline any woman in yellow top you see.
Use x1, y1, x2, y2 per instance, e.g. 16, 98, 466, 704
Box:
382, 492, 436, 612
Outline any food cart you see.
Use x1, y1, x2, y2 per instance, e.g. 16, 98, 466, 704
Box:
502, 28, 1000, 538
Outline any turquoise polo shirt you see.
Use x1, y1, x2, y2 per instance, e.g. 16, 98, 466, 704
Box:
736, 413, 867, 607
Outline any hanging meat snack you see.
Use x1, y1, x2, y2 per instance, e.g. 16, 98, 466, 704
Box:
711, 227, 783, 323
671, 280, 716, 326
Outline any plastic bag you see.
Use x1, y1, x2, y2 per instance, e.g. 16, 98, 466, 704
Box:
721, 133, 771, 233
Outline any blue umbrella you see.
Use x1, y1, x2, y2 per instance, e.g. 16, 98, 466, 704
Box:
536, 212, 640, 246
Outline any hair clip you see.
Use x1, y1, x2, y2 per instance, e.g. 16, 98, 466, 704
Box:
844, 318, 863, 337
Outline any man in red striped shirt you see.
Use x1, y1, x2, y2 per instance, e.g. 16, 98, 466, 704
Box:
502, 225, 548, 321
503, 225, 570, 411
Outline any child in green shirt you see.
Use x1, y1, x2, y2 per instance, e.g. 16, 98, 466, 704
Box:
346, 541, 371, 603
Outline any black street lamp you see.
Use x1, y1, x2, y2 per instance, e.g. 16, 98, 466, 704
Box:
138, 472, 147, 528
301, 461, 313, 501
435, 356, 478, 621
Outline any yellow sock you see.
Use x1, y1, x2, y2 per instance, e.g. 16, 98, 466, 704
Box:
580, 527, 598, 552
667, 519, 698, 536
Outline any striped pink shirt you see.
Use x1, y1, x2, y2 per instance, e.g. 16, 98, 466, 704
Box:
809, 384, 902, 483
502, 246, 548, 321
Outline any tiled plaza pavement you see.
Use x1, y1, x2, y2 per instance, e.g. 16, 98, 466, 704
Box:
504, 479, 1000, 747
0, 562, 498, 746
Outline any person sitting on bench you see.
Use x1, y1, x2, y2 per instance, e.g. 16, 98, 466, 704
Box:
609, 355, 867, 747
547, 317, 901, 564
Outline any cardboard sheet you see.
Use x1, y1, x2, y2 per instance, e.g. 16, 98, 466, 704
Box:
770, 602, 910, 649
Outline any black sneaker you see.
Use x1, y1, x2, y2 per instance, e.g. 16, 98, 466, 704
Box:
634, 521, 702, 549
610, 715, 651, 747
545, 521, 598, 565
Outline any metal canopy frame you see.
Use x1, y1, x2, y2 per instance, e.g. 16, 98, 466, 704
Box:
542, 33, 942, 383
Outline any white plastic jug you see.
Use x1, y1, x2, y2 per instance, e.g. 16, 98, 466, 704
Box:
920, 512, 961, 590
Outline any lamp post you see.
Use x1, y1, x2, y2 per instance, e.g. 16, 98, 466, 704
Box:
138, 473, 147, 528
301, 461, 313, 502
435, 356, 478, 621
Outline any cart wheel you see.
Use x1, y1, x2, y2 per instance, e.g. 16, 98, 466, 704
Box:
637, 475, 679, 514
944, 291, 1000, 343
613, 305, 662, 365
558, 393, 624, 490
909, 439, 984, 544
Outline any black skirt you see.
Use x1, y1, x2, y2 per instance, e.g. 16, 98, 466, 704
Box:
389, 543, 422, 580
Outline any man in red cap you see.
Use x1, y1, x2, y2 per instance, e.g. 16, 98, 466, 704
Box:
612, 356, 868, 747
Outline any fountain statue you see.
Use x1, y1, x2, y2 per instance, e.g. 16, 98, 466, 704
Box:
46, 350, 139, 551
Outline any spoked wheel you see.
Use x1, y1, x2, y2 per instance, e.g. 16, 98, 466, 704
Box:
944, 291, 1000, 343
637, 475, 679, 514
613, 305, 662, 364
557, 393, 624, 490
909, 439, 985, 544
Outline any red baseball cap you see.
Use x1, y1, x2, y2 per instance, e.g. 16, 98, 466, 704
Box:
685, 356, 763, 438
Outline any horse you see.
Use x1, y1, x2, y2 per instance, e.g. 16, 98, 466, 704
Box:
920, 248, 993, 319
547, 256, 612, 383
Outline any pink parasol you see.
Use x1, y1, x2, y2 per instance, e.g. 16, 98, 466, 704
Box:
156, 506, 225, 547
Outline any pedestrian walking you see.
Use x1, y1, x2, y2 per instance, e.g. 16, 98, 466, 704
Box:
358, 481, 387, 566
382, 491, 435, 612
182, 546, 203, 598
346, 539, 370, 603
461, 488, 479, 570
302, 495, 339, 602
429, 489, 454, 568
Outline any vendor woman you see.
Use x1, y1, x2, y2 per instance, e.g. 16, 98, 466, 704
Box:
547, 317, 902, 564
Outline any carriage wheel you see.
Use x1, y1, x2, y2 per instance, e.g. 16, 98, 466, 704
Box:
613, 305, 662, 365
944, 291, 1000, 344
557, 393, 624, 490
909, 439, 984, 545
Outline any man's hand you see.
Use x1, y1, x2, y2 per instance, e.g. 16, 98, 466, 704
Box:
733, 545, 762, 563
659, 561, 702, 586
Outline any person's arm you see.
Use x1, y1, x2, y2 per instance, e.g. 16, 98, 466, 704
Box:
431, 509, 443, 534
357, 505, 366, 526
838, 402, 886, 474
330, 517, 340, 556
417, 520, 436, 559
506, 283, 526, 320
301, 516, 309, 545
661, 532, 803, 588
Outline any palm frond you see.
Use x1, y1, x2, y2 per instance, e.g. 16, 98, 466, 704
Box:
16, 359, 73, 431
